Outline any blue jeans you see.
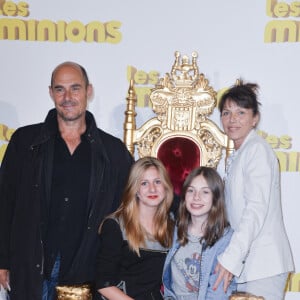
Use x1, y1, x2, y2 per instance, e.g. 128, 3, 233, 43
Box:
42, 255, 60, 300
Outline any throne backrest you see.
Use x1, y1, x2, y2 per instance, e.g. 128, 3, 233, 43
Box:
124, 51, 233, 195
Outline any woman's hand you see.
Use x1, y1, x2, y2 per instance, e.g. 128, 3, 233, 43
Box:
213, 262, 233, 293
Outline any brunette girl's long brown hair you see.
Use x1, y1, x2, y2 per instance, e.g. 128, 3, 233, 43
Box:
177, 166, 229, 248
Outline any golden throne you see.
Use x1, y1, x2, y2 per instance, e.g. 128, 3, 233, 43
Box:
124, 51, 233, 195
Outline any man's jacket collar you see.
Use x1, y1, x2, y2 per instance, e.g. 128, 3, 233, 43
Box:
30, 108, 101, 147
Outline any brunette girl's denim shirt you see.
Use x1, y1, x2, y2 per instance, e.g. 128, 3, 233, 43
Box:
162, 227, 236, 300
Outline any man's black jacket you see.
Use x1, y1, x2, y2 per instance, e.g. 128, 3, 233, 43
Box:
0, 109, 133, 300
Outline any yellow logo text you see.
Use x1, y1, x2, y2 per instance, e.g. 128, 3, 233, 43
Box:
0, 1, 122, 43
264, 0, 300, 43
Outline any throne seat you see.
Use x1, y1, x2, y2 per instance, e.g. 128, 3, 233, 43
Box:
157, 136, 200, 195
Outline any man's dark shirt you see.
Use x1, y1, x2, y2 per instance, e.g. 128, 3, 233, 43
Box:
44, 133, 91, 279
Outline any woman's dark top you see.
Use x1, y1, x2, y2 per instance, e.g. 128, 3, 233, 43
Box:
96, 218, 168, 300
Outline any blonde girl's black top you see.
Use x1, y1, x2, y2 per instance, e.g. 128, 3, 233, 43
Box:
96, 218, 169, 300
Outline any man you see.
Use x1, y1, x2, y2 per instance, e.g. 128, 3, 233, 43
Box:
0, 62, 133, 300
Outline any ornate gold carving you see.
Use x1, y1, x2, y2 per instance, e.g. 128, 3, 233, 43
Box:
56, 284, 92, 300
230, 292, 264, 300
136, 126, 162, 157
123, 79, 137, 155
151, 51, 216, 132
124, 51, 233, 168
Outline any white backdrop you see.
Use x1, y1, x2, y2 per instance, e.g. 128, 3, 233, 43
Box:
0, 0, 299, 297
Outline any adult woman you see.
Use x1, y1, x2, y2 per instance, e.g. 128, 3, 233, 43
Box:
163, 166, 236, 300
214, 80, 294, 299
96, 157, 175, 300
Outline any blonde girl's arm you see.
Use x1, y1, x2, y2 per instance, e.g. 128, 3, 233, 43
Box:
98, 286, 134, 300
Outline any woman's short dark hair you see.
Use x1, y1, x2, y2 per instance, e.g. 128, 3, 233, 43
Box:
218, 79, 261, 116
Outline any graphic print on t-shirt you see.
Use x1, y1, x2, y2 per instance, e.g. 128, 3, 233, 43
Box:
175, 251, 201, 292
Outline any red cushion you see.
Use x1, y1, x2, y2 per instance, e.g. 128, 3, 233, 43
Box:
157, 137, 200, 195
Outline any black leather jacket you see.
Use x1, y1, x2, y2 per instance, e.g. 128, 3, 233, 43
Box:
0, 109, 133, 300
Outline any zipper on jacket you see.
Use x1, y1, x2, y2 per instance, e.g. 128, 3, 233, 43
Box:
40, 239, 44, 275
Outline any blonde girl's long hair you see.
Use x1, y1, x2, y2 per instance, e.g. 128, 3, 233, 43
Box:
102, 156, 174, 255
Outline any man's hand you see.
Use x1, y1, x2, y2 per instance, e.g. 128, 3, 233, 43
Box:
213, 262, 233, 293
0, 269, 9, 289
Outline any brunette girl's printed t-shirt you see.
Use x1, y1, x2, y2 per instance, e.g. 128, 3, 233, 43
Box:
170, 234, 202, 300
